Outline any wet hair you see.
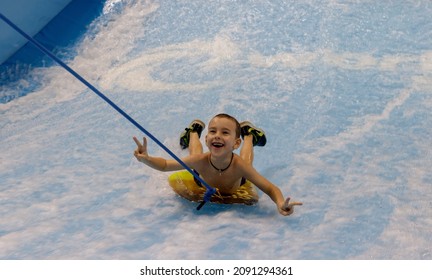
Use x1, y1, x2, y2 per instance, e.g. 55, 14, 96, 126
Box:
212, 113, 241, 138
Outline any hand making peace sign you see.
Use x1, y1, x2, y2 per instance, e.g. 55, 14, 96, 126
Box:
133, 136, 149, 163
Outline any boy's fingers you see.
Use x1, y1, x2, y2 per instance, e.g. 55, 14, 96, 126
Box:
289, 202, 303, 207
133, 136, 142, 147
283, 197, 291, 208
283, 197, 303, 210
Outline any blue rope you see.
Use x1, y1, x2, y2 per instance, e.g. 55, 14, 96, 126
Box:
1, 12, 216, 210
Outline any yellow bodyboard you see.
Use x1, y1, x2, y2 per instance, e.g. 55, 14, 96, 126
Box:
168, 171, 259, 205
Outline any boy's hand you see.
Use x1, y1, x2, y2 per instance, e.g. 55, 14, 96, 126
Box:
279, 197, 303, 216
133, 136, 149, 162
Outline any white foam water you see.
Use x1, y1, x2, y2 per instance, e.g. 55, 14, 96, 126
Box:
1, 0, 431, 259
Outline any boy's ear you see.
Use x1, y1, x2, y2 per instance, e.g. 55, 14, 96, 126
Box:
233, 137, 242, 149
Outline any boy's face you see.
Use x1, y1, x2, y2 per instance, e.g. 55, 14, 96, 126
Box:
205, 117, 241, 155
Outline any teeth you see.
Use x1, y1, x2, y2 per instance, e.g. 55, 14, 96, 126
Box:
213, 143, 223, 147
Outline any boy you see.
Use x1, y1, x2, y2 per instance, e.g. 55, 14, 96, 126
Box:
133, 113, 302, 216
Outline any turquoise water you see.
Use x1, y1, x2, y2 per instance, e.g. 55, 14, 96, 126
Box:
1, 0, 431, 259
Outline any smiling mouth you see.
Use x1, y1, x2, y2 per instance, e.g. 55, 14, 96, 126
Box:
212, 142, 224, 148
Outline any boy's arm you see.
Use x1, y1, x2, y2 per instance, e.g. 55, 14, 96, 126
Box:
133, 136, 183, 171
243, 164, 302, 216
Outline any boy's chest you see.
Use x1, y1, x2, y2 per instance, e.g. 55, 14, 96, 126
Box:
196, 167, 243, 194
